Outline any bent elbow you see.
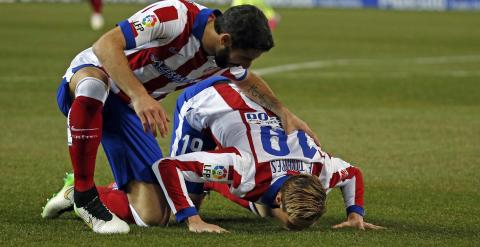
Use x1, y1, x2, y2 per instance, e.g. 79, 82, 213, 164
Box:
92, 40, 103, 58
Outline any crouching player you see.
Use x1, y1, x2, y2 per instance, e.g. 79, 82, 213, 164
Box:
152, 76, 384, 233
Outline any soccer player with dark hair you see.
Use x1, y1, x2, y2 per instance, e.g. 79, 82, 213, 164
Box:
151, 76, 383, 233
42, 1, 319, 234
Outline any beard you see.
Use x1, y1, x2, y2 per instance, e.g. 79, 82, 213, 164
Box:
214, 46, 231, 69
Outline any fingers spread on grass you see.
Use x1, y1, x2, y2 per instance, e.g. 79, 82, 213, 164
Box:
364, 222, 386, 230
332, 221, 351, 229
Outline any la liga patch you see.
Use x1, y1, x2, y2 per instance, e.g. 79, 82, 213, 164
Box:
142, 14, 158, 28
203, 164, 228, 182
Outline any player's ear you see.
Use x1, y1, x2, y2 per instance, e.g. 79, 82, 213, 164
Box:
219, 33, 231, 47
275, 192, 282, 207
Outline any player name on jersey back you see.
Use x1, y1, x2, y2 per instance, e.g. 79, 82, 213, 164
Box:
270, 159, 313, 175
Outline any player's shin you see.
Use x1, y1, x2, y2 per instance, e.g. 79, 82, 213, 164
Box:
68, 77, 108, 194
68, 77, 128, 234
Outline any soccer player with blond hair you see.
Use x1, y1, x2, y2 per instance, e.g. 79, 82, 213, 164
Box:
152, 76, 384, 233
274, 174, 327, 230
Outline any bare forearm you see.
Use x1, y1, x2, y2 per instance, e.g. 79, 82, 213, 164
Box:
93, 28, 148, 100
237, 72, 321, 145
93, 28, 170, 137
236, 72, 284, 116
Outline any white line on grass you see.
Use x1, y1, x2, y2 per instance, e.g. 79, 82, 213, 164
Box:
275, 70, 480, 79
254, 55, 480, 76
1, 56, 478, 81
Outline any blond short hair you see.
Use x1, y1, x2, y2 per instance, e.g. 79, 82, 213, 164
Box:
280, 174, 327, 230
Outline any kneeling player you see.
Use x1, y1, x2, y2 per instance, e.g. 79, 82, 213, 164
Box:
152, 76, 384, 233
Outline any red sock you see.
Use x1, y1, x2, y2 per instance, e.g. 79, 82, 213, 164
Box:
68, 96, 103, 192
97, 186, 134, 223
90, 0, 103, 14
204, 182, 250, 209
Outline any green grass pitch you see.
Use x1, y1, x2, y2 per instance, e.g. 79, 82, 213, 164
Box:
0, 2, 479, 246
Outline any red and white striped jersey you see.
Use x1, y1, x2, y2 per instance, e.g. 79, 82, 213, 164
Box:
152, 76, 365, 222
63, 0, 247, 104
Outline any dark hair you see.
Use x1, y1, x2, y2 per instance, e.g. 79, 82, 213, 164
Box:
280, 174, 327, 230
214, 5, 274, 51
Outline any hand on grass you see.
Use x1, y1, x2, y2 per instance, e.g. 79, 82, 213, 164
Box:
332, 212, 385, 230
186, 215, 229, 233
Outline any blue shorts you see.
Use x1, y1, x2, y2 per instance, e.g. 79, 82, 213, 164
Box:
56, 77, 163, 190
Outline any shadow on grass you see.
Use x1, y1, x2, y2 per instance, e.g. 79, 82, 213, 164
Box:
31, 207, 478, 241
190, 214, 477, 239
